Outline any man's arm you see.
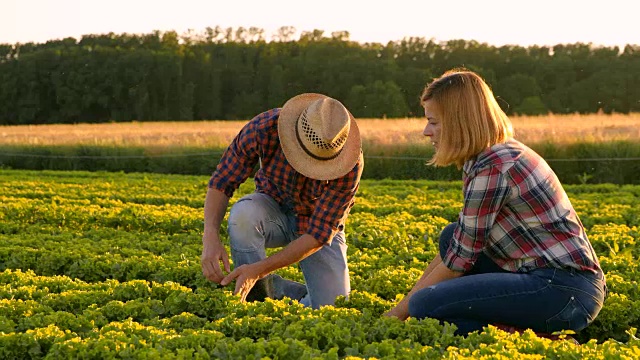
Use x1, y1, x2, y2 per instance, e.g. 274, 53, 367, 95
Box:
202, 110, 278, 283
220, 234, 323, 301
201, 187, 231, 284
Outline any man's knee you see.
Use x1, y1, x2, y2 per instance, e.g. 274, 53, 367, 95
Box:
229, 197, 261, 226
228, 196, 268, 243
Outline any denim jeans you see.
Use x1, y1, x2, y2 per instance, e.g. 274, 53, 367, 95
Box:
228, 192, 349, 309
408, 223, 606, 335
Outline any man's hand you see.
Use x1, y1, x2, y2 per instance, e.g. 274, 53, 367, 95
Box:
200, 235, 230, 284
220, 263, 265, 302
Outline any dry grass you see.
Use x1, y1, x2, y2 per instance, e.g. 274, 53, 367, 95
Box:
359, 113, 640, 146
0, 121, 241, 148
2, 113, 640, 148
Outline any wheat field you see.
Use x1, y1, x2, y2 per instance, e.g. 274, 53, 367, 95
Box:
2, 113, 640, 148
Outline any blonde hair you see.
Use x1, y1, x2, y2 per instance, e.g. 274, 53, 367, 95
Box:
421, 69, 513, 168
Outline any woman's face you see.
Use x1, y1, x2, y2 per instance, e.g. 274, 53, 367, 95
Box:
422, 100, 441, 150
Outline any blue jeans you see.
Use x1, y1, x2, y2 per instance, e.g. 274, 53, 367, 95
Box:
228, 192, 350, 309
408, 223, 606, 335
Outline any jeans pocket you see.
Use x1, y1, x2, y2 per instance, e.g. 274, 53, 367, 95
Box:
574, 271, 604, 289
571, 271, 607, 305
545, 296, 589, 333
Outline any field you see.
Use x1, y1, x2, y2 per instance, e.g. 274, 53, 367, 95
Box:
3, 113, 640, 184
3, 113, 640, 148
1, 169, 640, 358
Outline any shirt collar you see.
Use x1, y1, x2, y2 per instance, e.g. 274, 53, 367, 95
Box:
463, 138, 518, 176
462, 158, 475, 176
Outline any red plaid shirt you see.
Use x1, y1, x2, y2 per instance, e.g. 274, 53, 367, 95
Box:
443, 139, 602, 273
209, 108, 363, 244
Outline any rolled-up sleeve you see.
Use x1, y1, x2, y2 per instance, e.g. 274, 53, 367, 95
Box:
208, 111, 274, 197
306, 152, 364, 244
443, 165, 511, 272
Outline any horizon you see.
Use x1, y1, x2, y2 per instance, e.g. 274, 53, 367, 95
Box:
1, 26, 637, 50
4, 0, 639, 49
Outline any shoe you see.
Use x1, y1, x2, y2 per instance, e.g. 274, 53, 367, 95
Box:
492, 324, 580, 345
271, 274, 308, 301
246, 274, 307, 302
245, 277, 269, 302
535, 332, 580, 345
492, 323, 520, 334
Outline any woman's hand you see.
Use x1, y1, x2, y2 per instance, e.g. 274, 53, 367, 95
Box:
384, 306, 409, 320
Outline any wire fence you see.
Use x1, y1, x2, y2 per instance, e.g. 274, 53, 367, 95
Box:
0, 152, 219, 159
2, 151, 640, 162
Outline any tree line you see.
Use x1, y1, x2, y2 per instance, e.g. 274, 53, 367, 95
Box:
1, 26, 638, 125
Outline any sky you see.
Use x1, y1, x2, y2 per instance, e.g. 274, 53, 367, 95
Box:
2, 0, 639, 48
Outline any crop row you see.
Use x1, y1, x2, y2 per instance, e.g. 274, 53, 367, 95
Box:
1, 169, 640, 358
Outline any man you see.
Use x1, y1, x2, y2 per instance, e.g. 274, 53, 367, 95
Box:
201, 93, 364, 309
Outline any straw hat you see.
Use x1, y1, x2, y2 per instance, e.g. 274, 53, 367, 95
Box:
278, 93, 361, 181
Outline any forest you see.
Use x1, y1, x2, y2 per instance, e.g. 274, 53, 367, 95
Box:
0, 26, 638, 124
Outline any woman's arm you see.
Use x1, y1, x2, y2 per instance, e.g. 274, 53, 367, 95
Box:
384, 254, 463, 320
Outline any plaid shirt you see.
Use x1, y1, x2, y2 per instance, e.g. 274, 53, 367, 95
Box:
209, 108, 363, 244
443, 139, 601, 273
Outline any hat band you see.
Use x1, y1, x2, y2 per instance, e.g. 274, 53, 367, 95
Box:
295, 118, 344, 161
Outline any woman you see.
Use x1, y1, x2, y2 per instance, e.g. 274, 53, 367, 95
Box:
384, 69, 606, 339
